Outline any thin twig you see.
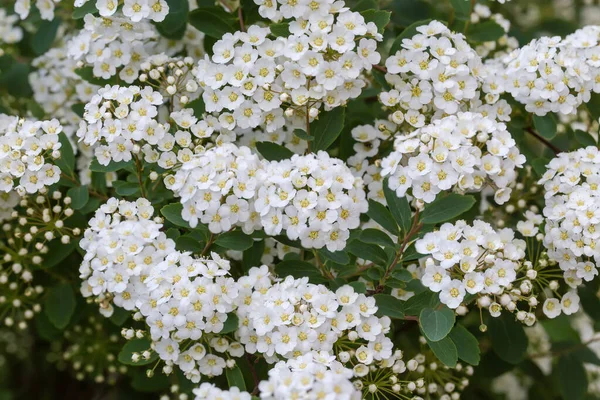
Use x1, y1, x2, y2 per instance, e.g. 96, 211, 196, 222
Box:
525, 127, 561, 155
238, 5, 246, 32
529, 336, 600, 359
372, 64, 388, 74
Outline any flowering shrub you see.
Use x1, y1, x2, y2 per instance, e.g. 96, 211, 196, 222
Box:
3, 0, 600, 399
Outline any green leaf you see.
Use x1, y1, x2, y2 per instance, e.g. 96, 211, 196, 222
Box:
160, 203, 190, 228
293, 128, 314, 141
367, 200, 400, 236
185, 96, 206, 117
42, 240, 76, 269
75, 67, 116, 86
226, 364, 247, 391
109, 306, 130, 327
347, 241, 388, 265
55, 133, 75, 178
317, 248, 350, 265
556, 354, 588, 400
215, 230, 253, 251
360, 229, 396, 248
467, 21, 505, 42
71, 103, 85, 118
269, 23, 290, 37
44, 283, 76, 330
220, 313, 239, 334
427, 336, 458, 367
113, 181, 140, 196
67, 185, 89, 210
276, 260, 327, 284
420, 194, 475, 224
531, 158, 550, 177
311, 107, 345, 152
176, 235, 204, 253
256, 141, 294, 161
449, 324, 480, 365
349, 281, 367, 293
419, 307, 455, 342
383, 178, 412, 234
374, 294, 405, 319
0, 60, 32, 98
89, 158, 132, 172
155, 0, 189, 39
579, 284, 600, 321
574, 130, 596, 147
450, 0, 471, 20
390, 19, 432, 54
360, 10, 391, 34
533, 114, 557, 139
243, 239, 265, 270
486, 313, 528, 364
73, 1, 97, 18
355, 0, 378, 11
188, 7, 236, 39
404, 290, 441, 316
118, 338, 157, 366
31, 18, 61, 55
586, 93, 600, 121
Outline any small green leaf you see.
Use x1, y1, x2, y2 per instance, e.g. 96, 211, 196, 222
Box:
420, 307, 455, 342
383, 178, 412, 234
533, 114, 557, 139
421, 194, 475, 224
220, 313, 239, 334
467, 21, 505, 42
317, 248, 350, 265
176, 235, 204, 253
109, 306, 131, 327
360, 10, 391, 34
256, 141, 294, 161
118, 338, 157, 366
276, 260, 327, 284
390, 19, 433, 54
55, 133, 75, 178
449, 324, 480, 365
574, 130, 595, 147
367, 200, 400, 236
360, 229, 396, 248
269, 23, 290, 37
155, 0, 189, 39
404, 290, 441, 316
185, 97, 206, 117
31, 18, 62, 55
243, 240, 265, 270
426, 336, 458, 367
347, 241, 388, 265
73, 1, 97, 18
556, 354, 588, 400
160, 203, 191, 228
293, 128, 314, 141
67, 185, 89, 210
215, 230, 253, 251
450, 0, 471, 20
374, 294, 405, 319
113, 181, 140, 196
44, 283, 76, 330
188, 7, 236, 39
89, 158, 132, 172
486, 313, 528, 364
226, 364, 247, 390
311, 107, 345, 152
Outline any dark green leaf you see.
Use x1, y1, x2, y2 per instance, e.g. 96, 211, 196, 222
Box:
354, 0, 378, 11
160, 203, 190, 228
44, 283, 76, 330
360, 229, 396, 248
360, 10, 391, 34
533, 114, 557, 139
256, 141, 294, 161
575, 130, 596, 147
367, 200, 400, 236
404, 290, 440, 316
420, 194, 475, 224
468, 21, 505, 42
317, 248, 350, 265
176, 235, 204, 253
185, 96, 206, 117
73, 1, 97, 18
450, 0, 471, 20
215, 230, 253, 251
226, 364, 247, 390
347, 241, 388, 265
276, 260, 327, 284
188, 7, 235, 39
31, 18, 61, 55
293, 128, 314, 141
155, 0, 189, 39
89, 158, 132, 172
0, 60, 32, 98
243, 240, 265, 270
55, 133, 75, 178
67, 185, 89, 210
269, 23, 290, 37
311, 107, 345, 151
118, 338, 157, 366
486, 313, 528, 364
220, 313, 239, 334
113, 181, 140, 196
383, 178, 412, 234
109, 306, 130, 327
449, 324, 480, 365
420, 307, 455, 342
556, 354, 588, 400
427, 336, 458, 367
374, 294, 405, 319
42, 240, 76, 269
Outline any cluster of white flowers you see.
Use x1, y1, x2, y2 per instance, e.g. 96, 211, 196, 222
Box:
194, 1, 381, 136
236, 270, 393, 364
0, 192, 20, 223
86, 0, 169, 22
503, 25, 600, 116
0, 115, 63, 195
0, 8, 23, 45
14, 0, 60, 20
258, 352, 360, 400
80, 198, 246, 382
416, 220, 530, 314
380, 112, 525, 204
193, 383, 251, 400
76, 85, 165, 166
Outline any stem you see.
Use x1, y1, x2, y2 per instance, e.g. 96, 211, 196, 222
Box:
134, 155, 147, 198
245, 354, 260, 396
305, 104, 311, 153
238, 5, 246, 32
529, 336, 600, 359
525, 127, 561, 155
201, 234, 215, 256
372, 64, 388, 73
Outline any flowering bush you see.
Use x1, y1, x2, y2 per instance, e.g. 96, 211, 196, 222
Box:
3, 0, 600, 399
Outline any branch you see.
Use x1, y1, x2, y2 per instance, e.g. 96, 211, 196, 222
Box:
525, 127, 561, 155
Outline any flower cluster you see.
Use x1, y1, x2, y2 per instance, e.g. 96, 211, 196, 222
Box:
90, 0, 169, 22
193, 383, 251, 400
381, 112, 525, 204
0, 115, 63, 195
194, 1, 381, 136
503, 25, 600, 116
14, 0, 60, 20
0, 8, 23, 45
